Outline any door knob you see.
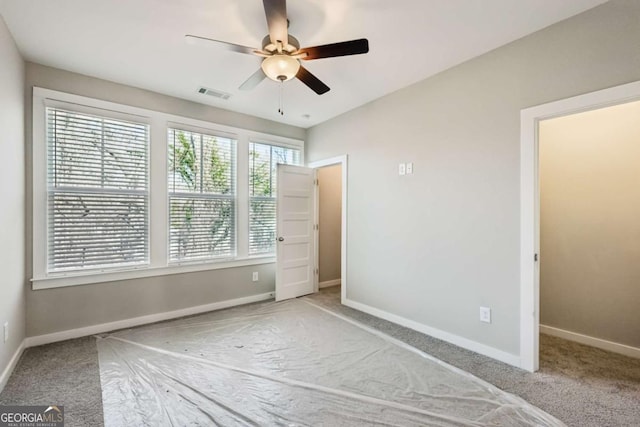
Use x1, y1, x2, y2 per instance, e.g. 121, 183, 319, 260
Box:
277, 237, 284, 242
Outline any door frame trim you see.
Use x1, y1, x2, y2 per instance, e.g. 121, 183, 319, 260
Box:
519, 80, 640, 372
309, 155, 348, 304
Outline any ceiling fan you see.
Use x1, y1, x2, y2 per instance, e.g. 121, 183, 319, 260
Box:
185, 0, 369, 97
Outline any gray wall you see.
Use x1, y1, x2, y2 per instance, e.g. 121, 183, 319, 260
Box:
25, 63, 305, 337
540, 100, 640, 348
28, 265, 276, 337
318, 165, 341, 283
0, 16, 25, 376
306, 0, 640, 356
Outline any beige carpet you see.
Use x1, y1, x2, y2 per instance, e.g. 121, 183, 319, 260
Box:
1, 286, 638, 426
307, 287, 640, 427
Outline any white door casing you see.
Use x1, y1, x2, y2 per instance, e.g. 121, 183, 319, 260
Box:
308, 155, 348, 305
520, 79, 640, 372
275, 164, 316, 301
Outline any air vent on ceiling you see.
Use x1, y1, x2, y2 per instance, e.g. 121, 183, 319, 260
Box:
197, 86, 231, 100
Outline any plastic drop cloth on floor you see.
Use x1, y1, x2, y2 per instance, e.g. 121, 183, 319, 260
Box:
97, 298, 564, 426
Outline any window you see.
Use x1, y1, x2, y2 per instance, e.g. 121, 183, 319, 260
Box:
33, 88, 303, 289
249, 142, 302, 255
168, 128, 236, 262
46, 108, 149, 272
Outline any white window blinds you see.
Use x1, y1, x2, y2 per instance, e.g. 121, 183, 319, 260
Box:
249, 142, 301, 255
47, 108, 149, 272
168, 128, 236, 262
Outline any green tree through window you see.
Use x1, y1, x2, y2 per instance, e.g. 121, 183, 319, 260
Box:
168, 129, 236, 261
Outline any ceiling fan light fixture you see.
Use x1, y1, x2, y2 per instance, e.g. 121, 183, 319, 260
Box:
187, 0, 369, 96
261, 54, 300, 82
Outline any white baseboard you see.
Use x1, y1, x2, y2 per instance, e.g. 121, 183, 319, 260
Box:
540, 324, 640, 359
0, 340, 26, 394
319, 279, 341, 289
25, 292, 274, 348
343, 298, 521, 368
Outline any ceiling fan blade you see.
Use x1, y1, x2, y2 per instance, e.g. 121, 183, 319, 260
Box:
185, 35, 256, 55
298, 38, 369, 60
296, 66, 330, 95
263, 0, 288, 46
239, 68, 267, 91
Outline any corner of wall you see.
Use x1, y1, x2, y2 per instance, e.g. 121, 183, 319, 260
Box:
0, 14, 27, 393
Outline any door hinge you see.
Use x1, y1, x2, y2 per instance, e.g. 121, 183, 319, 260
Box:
314, 178, 319, 186
315, 268, 319, 275
314, 224, 319, 231
534, 253, 539, 262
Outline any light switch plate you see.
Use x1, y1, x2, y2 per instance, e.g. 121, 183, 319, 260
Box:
406, 162, 413, 174
480, 307, 491, 323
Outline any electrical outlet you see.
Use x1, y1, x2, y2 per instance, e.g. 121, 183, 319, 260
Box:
406, 162, 413, 174
3, 322, 8, 343
479, 307, 491, 324
252, 272, 259, 282
398, 163, 406, 176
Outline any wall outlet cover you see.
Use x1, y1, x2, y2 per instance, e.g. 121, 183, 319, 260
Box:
398, 163, 406, 176
252, 272, 259, 282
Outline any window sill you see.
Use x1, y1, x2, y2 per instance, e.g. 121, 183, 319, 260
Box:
31, 256, 276, 290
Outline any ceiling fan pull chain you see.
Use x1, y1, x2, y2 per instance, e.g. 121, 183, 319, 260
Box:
278, 80, 284, 116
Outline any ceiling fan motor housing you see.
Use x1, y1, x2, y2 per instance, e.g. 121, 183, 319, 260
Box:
261, 35, 300, 53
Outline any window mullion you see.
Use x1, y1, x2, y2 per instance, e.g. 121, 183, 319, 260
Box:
149, 117, 167, 269
236, 135, 249, 258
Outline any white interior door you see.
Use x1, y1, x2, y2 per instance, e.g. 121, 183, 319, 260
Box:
276, 164, 316, 301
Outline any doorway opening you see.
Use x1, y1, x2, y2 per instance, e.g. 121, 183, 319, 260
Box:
520, 80, 640, 372
310, 156, 348, 304
538, 100, 640, 362
316, 163, 342, 291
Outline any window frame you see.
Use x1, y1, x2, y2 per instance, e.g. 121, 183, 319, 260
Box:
32, 88, 304, 290
167, 126, 238, 264
44, 106, 152, 273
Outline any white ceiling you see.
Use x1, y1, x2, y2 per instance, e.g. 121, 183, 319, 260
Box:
0, 0, 607, 128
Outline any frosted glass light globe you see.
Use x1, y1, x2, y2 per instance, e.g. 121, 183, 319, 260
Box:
261, 55, 300, 82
